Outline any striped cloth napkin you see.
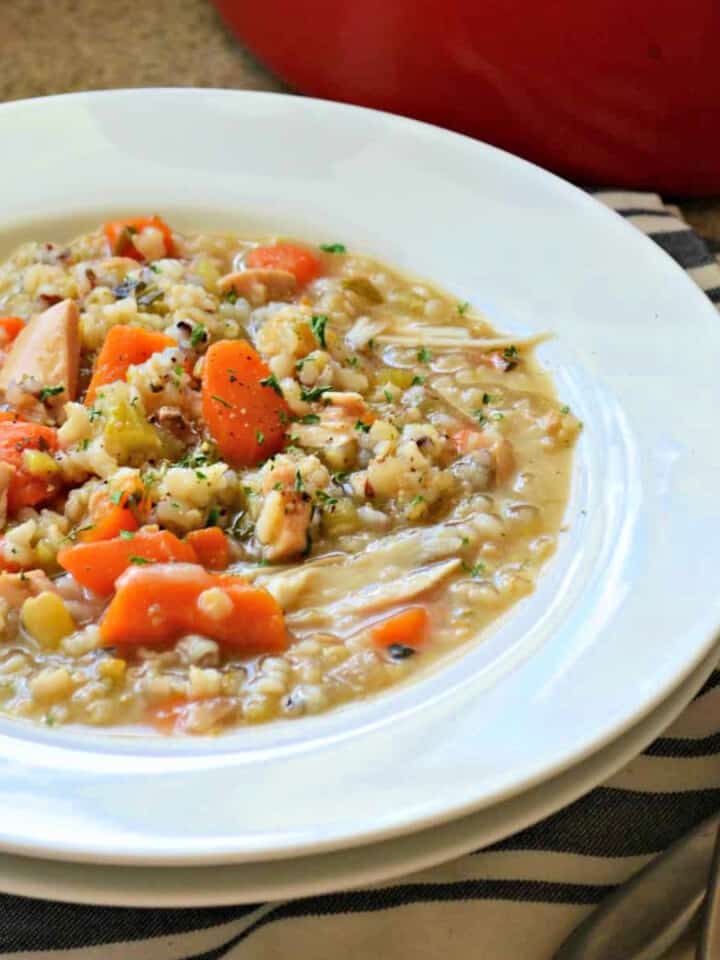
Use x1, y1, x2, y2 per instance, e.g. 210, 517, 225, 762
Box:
1, 192, 719, 960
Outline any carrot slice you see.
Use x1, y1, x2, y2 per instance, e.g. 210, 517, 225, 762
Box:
0, 316, 24, 344
0, 421, 59, 514
100, 563, 287, 652
103, 216, 175, 261
370, 607, 430, 651
245, 243, 321, 287
57, 529, 197, 596
201, 339, 289, 467
79, 496, 140, 543
186, 527, 230, 570
85, 325, 177, 404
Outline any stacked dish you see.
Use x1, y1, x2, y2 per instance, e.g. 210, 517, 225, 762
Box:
0, 89, 717, 907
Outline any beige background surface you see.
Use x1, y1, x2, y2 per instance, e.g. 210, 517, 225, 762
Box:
0, 0, 717, 240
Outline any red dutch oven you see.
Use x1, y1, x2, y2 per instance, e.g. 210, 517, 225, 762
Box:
213, 0, 720, 195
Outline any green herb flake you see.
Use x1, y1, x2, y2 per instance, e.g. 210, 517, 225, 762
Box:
346, 356, 359, 368
195, 469, 208, 480
491, 411, 504, 420
482, 393, 496, 405
295, 469, 304, 492
311, 313, 329, 349
80, 438, 90, 450
503, 345, 519, 361
39, 384, 65, 401
206, 506, 220, 526
320, 243, 346, 253
149, 264, 161, 274
462, 560, 486, 577
44, 712, 56, 727
355, 420, 371, 433
190, 323, 207, 348
473, 410, 488, 426
411, 375, 426, 386
410, 495, 425, 506
417, 346, 431, 363
315, 490, 338, 505
109, 490, 124, 505
560, 405, 570, 415
299, 413, 320, 424
225, 290, 238, 304
300, 384, 332, 403
273, 481, 283, 491
260, 373, 283, 396
333, 471, 349, 484
256, 430, 265, 446
128, 555, 151, 565
211, 394, 232, 408
383, 388, 393, 403
119, 530, 135, 541
457, 301, 470, 315
461, 536, 470, 546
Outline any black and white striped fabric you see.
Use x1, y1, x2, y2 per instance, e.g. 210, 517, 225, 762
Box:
1, 192, 719, 960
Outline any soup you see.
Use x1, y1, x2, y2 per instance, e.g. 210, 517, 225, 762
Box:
0, 219, 580, 733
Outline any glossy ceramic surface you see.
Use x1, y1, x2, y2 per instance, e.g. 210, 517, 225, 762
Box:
0, 89, 718, 865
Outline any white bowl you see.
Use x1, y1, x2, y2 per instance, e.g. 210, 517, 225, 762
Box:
0, 88, 718, 866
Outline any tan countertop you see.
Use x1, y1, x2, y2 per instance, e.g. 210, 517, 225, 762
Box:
1, 0, 718, 241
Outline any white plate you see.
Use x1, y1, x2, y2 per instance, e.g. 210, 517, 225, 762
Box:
0, 89, 718, 866
0, 640, 715, 907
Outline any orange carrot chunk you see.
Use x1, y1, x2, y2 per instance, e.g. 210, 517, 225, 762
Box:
85, 325, 177, 404
370, 607, 430, 652
201, 339, 289, 467
79, 497, 140, 543
186, 527, 230, 570
0, 421, 59, 514
0, 316, 24, 345
103, 216, 175, 261
99, 563, 288, 652
57, 529, 197, 596
245, 243, 321, 287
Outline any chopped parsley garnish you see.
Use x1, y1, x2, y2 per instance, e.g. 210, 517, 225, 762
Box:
88, 406, 102, 422
461, 536, 470, 546
346, 356, 359, 367
278, 409, 290, 425
206, 506, 220, 526
417, 346, 431, 363
225, 290, 238, 304
473, 410, 488, 426
311, 313, 329, 349
80, 438, 90, 450
410, 495, 425, 506
256, 430, 265, 445
355, 420, 371, 433
109, 490, 124, 505
195, 469, 208, 480
411, 375, 426, 386
315, 490, 338, 506
300, 384, 332, 403
190, 323, 207, 348
128, 556, 151, 565
295, 357, 306, 371
333, 471, 349, 484
295, 469, 304, 492
44, 712, 56, 727
383, 388, 393, 403
462, 561, 486, 577
320, 242, 346, 253
260, 373, 283, 396
560, 405, 570, 414
273, 481, 283, 490
299, 413, 320, 424
119, 530, 135, 541
457, 301, 470, 315
503, 345, 519, 360
491, 411, 504, 420
39, 385, 64, 401
211, 393, 232, 408
482, 393, 496, 405
149, 264, 161, 273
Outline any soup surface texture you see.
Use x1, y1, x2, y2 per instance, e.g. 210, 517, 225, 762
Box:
0, 220, 580, 733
